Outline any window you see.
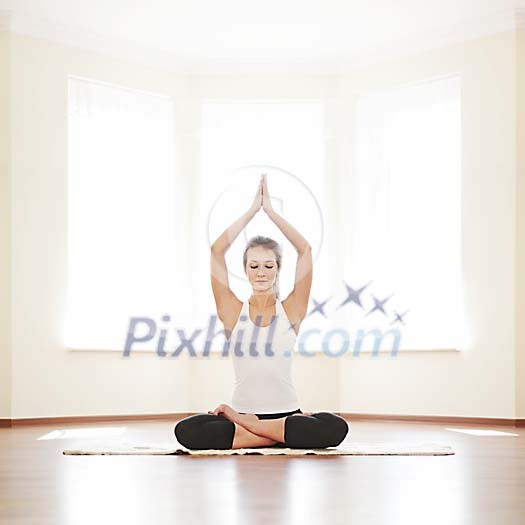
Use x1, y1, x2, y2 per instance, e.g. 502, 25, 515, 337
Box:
65, 77, 179, 350
192, 101, 329, 352
350, 75, 468, 351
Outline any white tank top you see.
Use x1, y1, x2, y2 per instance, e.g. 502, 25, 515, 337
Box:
228, 299, 301, 414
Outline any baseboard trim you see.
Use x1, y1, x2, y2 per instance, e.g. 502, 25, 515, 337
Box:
1, 413, 524, 428
341, 413, 525, 427
2, 413, 195, 427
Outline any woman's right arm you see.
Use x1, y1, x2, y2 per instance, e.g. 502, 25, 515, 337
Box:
210, 176, 263, 318
211, 207, 258, 254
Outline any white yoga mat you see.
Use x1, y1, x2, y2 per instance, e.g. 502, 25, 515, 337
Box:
63, 441, 454, 456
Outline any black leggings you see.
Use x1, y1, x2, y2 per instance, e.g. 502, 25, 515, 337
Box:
174, 408, 349, 450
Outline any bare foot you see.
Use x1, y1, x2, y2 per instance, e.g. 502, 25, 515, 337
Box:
208, 403, 258, 426
236, 413, 260, 427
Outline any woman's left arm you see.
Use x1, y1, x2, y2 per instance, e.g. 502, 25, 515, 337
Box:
262, 175, 312, 315
264, 207, 311, 254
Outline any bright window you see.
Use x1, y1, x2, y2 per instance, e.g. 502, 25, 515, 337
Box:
192, 101, 328, 351
65, 77, 179, 350
350, 75, 468, 350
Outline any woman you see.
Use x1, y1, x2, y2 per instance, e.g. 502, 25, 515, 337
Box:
174, 174, 349, 450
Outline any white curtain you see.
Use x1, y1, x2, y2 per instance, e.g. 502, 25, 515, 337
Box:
349, 75, 468, 351
65, 77, 180, 351
191, 101, 329, 352
65, 77, 467, 354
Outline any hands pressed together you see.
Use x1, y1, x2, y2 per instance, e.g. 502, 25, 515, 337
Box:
250, 173, 274, 215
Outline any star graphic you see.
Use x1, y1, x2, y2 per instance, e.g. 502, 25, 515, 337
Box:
307, 297, 332, 318
365, 293, 393, 317
390, 309, 409, 326
286, 319, 301, 333
336, 281, 372, 310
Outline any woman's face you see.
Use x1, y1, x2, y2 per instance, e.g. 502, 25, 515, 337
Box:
245, 246, 278, 294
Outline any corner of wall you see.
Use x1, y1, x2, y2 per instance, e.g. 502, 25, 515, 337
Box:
0, 26, 12, 419
515, 25, 525, 419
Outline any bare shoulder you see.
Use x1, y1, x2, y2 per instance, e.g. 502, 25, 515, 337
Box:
218, 293, 243, 333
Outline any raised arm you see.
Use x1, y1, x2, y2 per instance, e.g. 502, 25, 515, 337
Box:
210, 176, 263, 319
262, 175, 312, 317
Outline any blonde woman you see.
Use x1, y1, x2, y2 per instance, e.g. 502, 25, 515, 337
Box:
174, 175, 348, 449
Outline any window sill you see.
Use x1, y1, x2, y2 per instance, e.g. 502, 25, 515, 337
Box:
66, 347, 462, 354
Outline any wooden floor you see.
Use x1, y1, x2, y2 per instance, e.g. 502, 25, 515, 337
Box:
1, 417, 524, 525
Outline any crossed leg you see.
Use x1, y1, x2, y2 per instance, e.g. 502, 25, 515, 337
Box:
231, 423, 280, 449
231, 413, 310, 448
174, 405, 348, 450
212, 405, 318, 448
175, 411, 288, 450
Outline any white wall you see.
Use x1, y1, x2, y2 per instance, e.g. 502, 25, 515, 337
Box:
0, 30, 12, 419
339, 31, 519, 419
9, 35, 193, 418
516, 27, 525, 420
4, 29, 524, 419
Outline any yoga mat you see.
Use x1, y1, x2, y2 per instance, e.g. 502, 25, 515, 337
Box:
63, 441, 454, 456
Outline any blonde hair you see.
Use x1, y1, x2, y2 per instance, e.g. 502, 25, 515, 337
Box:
243, 236, 282, 298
